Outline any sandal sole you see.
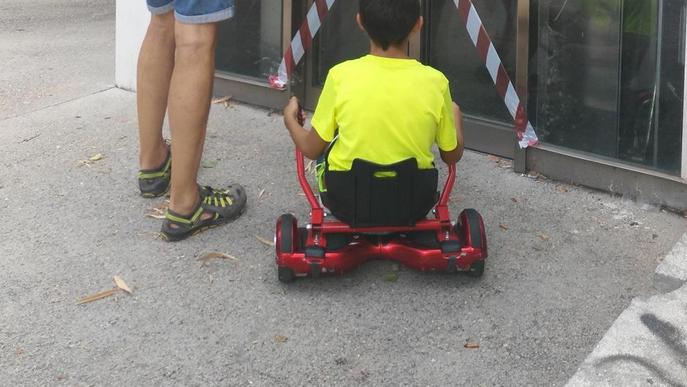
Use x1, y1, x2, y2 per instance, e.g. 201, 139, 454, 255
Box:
161, 206, 247, 242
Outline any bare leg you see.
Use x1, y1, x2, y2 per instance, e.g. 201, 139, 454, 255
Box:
167, 21, 218, 215
137, 11, 175, 170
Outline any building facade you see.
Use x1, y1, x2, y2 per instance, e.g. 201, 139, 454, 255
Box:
116, 0, 687, 209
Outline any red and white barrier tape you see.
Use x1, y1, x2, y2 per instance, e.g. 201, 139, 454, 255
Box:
269, 0, 538, 148
269, 0, 336, 89
455, 0, 538, 147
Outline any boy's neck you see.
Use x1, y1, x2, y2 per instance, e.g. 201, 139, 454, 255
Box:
369, 40, 410, 59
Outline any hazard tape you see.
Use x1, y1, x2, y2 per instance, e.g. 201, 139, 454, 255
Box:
269, 0, 336, 90
455, 0, 538, 147
269, 0, 538, 148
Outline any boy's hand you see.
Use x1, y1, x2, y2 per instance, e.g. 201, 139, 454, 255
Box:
284, 96, 306, 126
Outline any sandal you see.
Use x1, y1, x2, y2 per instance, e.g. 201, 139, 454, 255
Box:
138, 144, 171, 198
160, 184, 247, 242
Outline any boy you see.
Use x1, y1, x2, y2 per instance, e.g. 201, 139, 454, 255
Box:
283, 0, 464, 217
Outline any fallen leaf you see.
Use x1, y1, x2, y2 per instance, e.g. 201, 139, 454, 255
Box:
555, 185, 569, 193
15, 347, 24, 356
77, 289, 118, 305
464, 342, 480, 349
255, 235, 275, 247
499, 224, 509, 231
538, 233, 551, 241
258, 189, 266, 200
201, 160, 218, 169
511, 198, 518, 203
274, 335, 288, 343
487, 155, 500, 162
78, 153, 106, 166
383, 272, 398, 282
212, 96, 232, 107
145, 201, 169, 219
198, 252, 238, 266
113, 276, 133, 294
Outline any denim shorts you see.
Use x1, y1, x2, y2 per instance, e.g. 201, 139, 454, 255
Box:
147, 0, 235, 24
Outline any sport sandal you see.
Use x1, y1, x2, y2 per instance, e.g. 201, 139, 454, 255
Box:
160, 184, 247, 242
138, 144, 171, 198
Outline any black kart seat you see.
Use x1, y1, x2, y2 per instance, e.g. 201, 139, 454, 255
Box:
322, 158, 439, 228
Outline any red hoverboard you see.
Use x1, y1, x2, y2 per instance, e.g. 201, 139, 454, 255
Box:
274, 146, 488, 283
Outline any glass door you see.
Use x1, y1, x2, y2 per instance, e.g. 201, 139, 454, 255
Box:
425, 0, 519, 157
302, 0, 374, 110
531, 0, 685, 175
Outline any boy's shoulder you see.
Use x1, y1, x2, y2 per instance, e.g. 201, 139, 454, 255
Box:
330, 56, 449, 85
415, 63, 450, 85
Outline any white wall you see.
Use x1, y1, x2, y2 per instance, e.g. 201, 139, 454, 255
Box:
683, 12, 687, 180
115, 0, 150, 91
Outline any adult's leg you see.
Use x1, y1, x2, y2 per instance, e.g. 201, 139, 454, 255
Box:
167, 21, 219, 215
137, 11, 175, 170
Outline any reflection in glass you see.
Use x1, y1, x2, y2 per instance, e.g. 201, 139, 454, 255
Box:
314, 1, 369, 86
428, 0, 517, 123
215, 1, 283, 81
532, 0, 684, 174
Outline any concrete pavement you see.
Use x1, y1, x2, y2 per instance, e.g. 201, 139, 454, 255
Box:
566, 234, 687, 387
2, 87, 686, 386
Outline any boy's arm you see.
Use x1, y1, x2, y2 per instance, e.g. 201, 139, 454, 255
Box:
283, 96, 330, 160
439, 102, 465, 164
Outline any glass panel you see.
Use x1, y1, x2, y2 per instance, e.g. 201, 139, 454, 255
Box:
314, 1, 369, 87
215, 1, 283, 81
428, 0, 517, 123
531, 0, 685, 175
532, 0, 622, 158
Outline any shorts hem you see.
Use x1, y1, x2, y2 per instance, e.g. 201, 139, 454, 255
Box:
147, 3, 174, 15
175, 6, 235, 24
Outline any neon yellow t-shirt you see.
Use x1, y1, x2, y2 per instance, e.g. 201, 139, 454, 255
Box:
311, 54, 458, 171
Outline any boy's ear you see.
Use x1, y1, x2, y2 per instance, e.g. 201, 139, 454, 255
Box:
355, 13, 365, 32
412, 16, 424, 34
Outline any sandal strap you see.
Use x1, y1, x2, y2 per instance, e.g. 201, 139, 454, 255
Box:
201, 186, 235, 208
138, 145, 172, 180
164, 203, 204, 228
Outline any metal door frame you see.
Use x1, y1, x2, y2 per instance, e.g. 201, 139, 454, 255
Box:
213, 0, 293, 110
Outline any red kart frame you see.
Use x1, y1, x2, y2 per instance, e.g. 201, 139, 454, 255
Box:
275, 149, 487, 282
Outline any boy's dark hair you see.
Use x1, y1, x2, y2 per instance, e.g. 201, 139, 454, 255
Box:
359, 0, 421, 51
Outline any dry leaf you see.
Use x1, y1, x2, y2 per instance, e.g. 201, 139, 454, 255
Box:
538, 233, 551, 241
256, 235, 275, 247
113, 276, 133, 294
145, 201, 169, 219
487, 155, 500, 162
499, 224, 509, 231
212, 96, 232, 106
202, 160, 218, 169
383, 272, 399, 282
274, 335, 288, 343
258, 189, 266, 200
464, 342, 480, 349
77, 289, 118, 305
77, 153, 105, 166
555, 185, 569, 193
198, 252, 238, 266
